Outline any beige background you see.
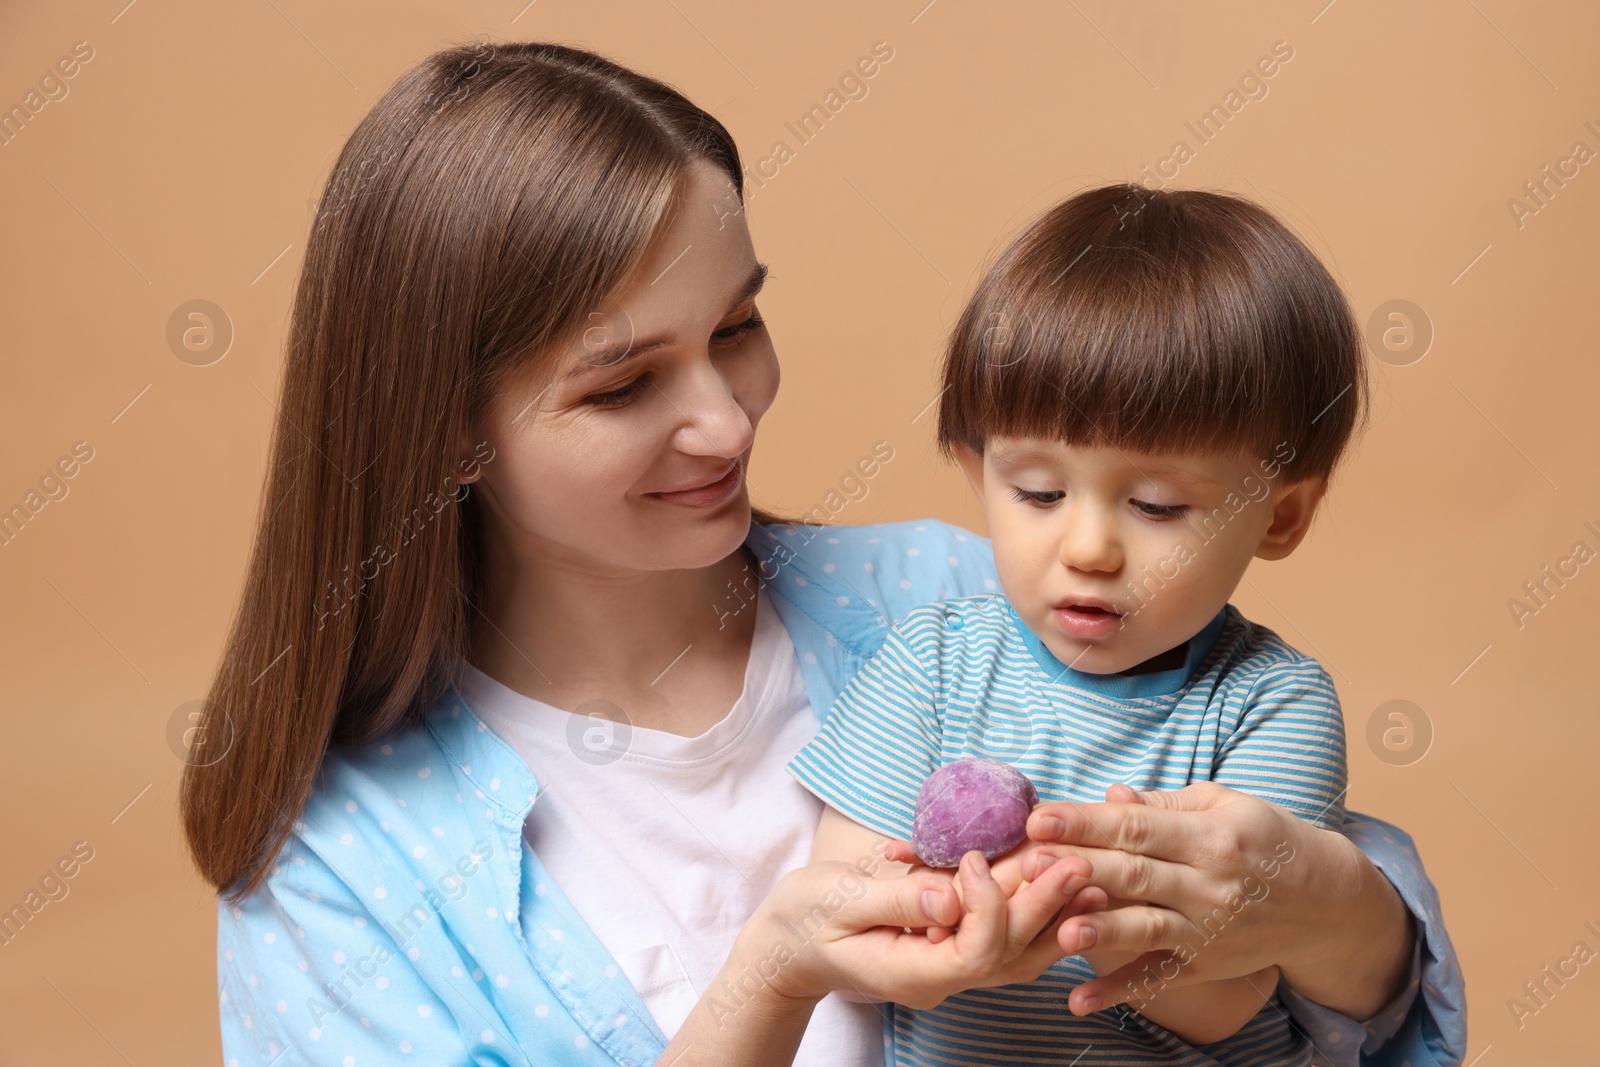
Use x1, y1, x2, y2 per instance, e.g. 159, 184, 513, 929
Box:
2, 0, 1596, 1062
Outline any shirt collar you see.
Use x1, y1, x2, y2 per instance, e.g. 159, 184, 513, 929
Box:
1007, 600, 1230, 700
424, 686, 542, 816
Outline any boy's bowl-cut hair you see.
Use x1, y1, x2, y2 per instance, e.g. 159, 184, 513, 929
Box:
936, 183, 1369, 482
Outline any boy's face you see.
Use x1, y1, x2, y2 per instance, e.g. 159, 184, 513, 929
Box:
954, 435, 1326, 676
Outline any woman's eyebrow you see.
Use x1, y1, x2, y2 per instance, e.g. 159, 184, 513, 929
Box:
726, 260, 770, 310
565, 261, 770, 378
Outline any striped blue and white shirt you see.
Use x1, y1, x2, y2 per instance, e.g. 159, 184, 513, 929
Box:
787, 591, 1349, 1067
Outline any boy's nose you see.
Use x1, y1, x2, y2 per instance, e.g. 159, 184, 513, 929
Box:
1058, 509, 1122, 574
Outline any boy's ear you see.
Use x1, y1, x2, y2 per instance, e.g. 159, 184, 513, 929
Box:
951, 443, 987, 500
1255, 477, 1327, 561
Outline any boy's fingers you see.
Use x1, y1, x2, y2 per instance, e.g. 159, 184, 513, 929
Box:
1026, 787, 1233, 863
1069, 950, 1187, 1014
1056, 902, 1198, 964
1061, 885, 1110, 919
1104, 782, 1145, 805
992, 838, 1081, 895
1024, 844, 1199, 908
950, 851, 1007, 965
1003, 854, 1090, 956
883, 839, 920, 865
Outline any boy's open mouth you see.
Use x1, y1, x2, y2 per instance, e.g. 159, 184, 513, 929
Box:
1053, 597, 1123, 616
1050, 597, 1126, 640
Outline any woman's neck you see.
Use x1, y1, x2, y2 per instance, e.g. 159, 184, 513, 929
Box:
466, 539, 762, 737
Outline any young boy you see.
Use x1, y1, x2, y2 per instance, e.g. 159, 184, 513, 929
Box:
786, 183, 1362, 1065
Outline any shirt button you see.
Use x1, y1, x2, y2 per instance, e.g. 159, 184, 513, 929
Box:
945, 613, 963, 630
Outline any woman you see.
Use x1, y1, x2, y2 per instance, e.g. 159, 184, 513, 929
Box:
181, 39, 1463, 1067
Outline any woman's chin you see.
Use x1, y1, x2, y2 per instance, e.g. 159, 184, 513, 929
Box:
638, 497, 753, 569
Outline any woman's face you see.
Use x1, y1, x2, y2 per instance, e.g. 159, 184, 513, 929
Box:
464, 160, 778, 577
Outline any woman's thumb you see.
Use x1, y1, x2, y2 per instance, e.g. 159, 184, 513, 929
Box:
834, 870, 961, 931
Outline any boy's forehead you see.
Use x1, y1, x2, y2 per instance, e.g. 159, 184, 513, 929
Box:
985, 436, 1256, 485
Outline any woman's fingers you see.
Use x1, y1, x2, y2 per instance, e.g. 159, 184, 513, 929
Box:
824, 864, 962, 932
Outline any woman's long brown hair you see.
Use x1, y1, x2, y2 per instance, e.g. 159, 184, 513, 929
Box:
182, 39, 792, 905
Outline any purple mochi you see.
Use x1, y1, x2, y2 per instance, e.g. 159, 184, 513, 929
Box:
911, 756, 1041, 869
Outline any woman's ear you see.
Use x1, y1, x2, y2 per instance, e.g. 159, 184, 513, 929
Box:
456, 428, 487, 485
1254, 477, 1327, 561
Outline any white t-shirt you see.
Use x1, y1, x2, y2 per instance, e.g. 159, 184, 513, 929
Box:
457, 589, 886, 1067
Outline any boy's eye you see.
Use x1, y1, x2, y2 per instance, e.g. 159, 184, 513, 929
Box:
1008, 487, 1064, 506
712, 310, 766, 345
1131, 499, 1187, 518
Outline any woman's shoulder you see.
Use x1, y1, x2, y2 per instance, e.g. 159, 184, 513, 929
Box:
748, 516, 998, 616
313, 693, 534, 843
216, 692, 537, 1063
753, 515, 991, 560
238, 690, 535, 907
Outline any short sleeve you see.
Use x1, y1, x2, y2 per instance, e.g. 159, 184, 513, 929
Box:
785, 614, 945, 841
218, 836, 478, 1066
1213, 659, 1348, 831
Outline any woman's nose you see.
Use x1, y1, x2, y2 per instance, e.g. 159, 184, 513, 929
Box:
1058, 505, 1123, 574
673, 358, 756, 459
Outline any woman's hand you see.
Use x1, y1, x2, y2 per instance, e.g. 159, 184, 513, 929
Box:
751, 848, 1094, 1011
660, 848, 1095, 1066
1019, 782, 1416, 1019
881, 838, 1110, 947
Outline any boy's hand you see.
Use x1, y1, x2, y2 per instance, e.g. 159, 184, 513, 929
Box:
884, 838, 1109, 944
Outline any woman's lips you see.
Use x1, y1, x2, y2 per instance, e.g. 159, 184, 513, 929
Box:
648, 462, 742, 507
1051, 600, 1124, 639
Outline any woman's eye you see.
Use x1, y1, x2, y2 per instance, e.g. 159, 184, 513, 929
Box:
1131, 499, 1187, 519
585, 374, 651, 408
711, 311, 766, 345
1008, 487, 1064, 506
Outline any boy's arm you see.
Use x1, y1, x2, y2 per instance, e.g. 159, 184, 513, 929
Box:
1121, 655, 1345, 1045
807, 803, 918, 1004
787, 614, 947, 1004
816, 801, 1283, 1039
810, 801, 914, 875
1081, 946, 1279, 1044
1069, 656, 1349, 1046
786, 609, 945, 852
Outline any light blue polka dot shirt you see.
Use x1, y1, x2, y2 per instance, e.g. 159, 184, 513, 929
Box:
215, 518, 1463, 1067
